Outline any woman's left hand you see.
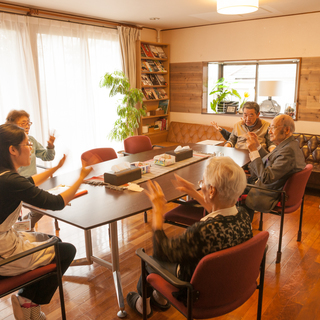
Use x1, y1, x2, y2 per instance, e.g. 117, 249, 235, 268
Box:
145, 180, 167, 230
47, 131, 56, 149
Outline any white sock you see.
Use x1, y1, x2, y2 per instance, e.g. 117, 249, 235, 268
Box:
135, 296, 151, 315
152, 290, 167, 306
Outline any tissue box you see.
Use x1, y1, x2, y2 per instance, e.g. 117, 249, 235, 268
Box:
165, 149, 193, 162
154, 154, 175, 166
131, 162, 151, 174
104, 167, 141, 186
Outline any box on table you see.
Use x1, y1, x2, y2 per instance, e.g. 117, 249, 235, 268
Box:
130, 162, 151, 174
104, 167, 141, 186
154, 154, 175, 166
165, 149, 193, 162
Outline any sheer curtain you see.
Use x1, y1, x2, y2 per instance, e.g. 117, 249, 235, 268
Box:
0, 13, 123, 174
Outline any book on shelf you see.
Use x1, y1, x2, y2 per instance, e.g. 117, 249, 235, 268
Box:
161, 118, 167, 130
141, 74, 152, 86
154, 60, 166, 72
142, 60, 153, 72
143, 88, 156, 100
149, 45, 160, 58
153, 88, 161, 99
157, 88, 168, 99
140, 46, 146, 57
158, 99, 169, 114
141, 61, 149, 72
155, 120, 163, 130
156, 46, 167, 59
141, 44, 153, 58
146, 60, 159, 72
149, 74, 160, 85
156, 74, 167, 86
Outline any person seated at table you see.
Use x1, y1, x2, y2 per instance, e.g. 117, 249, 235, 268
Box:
242, 114, 306, 221
6, 110, 56, 230
224, 102, 275, 152
0, 123, 92, 320
126, 156, 252, 317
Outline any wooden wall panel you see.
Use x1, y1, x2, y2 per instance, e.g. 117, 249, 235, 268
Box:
170, 58, 320, 122
298, 57, 320, 121
170, 62, 203, 113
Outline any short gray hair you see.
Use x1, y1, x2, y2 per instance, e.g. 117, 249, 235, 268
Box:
275, 114, 295, 133
243, 101, 260, 114
204, 156, 247, 206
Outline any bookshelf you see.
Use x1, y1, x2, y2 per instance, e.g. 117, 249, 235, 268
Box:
136, 40, 170, 144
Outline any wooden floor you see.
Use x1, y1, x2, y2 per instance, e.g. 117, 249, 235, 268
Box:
1, 190, 320, 320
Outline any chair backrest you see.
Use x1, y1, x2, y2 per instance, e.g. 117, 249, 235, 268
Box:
81, 148, 117, 166
123, 136, 153, 154
190, 231, 269, 312
282, 164, 313, 207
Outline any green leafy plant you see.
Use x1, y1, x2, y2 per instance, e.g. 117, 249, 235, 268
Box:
209, 77, 241, 113
100, 71, 146, 141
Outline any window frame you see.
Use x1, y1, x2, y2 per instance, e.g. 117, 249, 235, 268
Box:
203, 58, 301, 118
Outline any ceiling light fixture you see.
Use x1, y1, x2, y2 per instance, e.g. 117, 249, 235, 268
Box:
217, 0, 259, 15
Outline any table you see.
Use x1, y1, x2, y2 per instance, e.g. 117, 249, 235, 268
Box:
24, 144, 249, 317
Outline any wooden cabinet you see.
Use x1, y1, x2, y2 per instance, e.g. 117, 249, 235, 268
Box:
136, 40, 170, 144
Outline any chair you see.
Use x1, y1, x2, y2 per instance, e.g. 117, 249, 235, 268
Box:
164, 199, 207, 228
123, 136, 153, 155
0, 237, 67, 320
137, 231, 269, 320
242, 164, 313, 264
81, 147, 117, 166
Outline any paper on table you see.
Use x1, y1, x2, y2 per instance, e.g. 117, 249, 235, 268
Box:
47, 184, 88, 199
196, 140, 222, 146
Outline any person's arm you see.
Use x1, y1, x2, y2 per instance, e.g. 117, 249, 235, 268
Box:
172, 174, 211, 213
31, 155, 66, 186
31, 136, 55, 161
211, 121, 231, 140
225, 130, 237, 148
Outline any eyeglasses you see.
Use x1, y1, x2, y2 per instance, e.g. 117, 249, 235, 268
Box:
19, 141, 33, 147
243, 113, 256, 118
17, 121, 32, 127
268, 125, 284, 132
198, 180, 211, 189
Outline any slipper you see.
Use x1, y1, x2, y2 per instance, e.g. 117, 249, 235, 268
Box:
11, 295, 31, 320
150, 294, 171, 311
126, 292, 153, 318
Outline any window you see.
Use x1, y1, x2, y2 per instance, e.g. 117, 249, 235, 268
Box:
206, 59, 300, 116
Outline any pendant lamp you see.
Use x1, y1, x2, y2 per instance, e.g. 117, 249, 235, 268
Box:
217, 0, 259, 15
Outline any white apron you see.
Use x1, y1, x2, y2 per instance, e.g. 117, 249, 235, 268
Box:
0, 172, 55, 276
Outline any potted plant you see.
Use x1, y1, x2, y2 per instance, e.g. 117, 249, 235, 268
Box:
209, 78, 241, 113
99, 71, 146, 141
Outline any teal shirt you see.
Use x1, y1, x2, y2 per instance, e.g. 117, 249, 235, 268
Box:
18, 135, 55, 178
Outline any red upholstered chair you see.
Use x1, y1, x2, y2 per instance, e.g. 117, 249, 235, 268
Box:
123, 136, 154, 154
137, 231, 269, 320
164, 199, 207, 228
0, 237, 67, 320
241, 164, 313, 263
81, 147, 117, 166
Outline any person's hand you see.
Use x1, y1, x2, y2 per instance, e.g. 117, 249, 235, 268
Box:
172, 173, 197, 197
47, 130, 56, 149
145, 180, 166, 230
80, 166, 93, 180
246, 132, 260, 152
56, 154, 66, 169
211, 121, 221, 132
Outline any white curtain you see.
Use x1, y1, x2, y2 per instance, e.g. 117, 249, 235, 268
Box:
117, 26, 140, 88
0, 13, 123, 174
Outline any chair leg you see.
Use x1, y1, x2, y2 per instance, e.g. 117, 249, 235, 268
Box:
54, 242, 66, 320
257, 249, 267, 320
144, 211, 148, 223
55, 218, 60, 231
259, 212, 263, 231
276, 203, 286, 264
297, 197, 304, 242
141, 256, 147, 320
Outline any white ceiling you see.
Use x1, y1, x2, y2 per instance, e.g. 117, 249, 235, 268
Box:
3, 0, 320, 29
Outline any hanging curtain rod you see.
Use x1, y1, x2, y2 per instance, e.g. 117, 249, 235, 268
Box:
0, 1, 141, 29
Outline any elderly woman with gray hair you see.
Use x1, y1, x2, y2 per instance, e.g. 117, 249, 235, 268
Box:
127, 156, 253, 317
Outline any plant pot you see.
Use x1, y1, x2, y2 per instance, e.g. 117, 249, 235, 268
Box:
218, 101, 239, 113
